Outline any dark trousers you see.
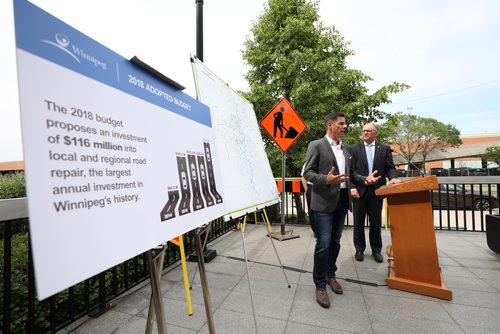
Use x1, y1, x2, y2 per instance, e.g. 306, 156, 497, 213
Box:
313, 190, 348, 290
353, 188, 383, 254
305, 187, 316, 234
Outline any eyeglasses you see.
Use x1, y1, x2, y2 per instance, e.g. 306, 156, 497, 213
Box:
361, 129, 374, 133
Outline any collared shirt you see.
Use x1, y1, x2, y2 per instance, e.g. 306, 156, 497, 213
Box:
364, 141, 375, 163
301, 163, 313, 186
325, 135, 346, 188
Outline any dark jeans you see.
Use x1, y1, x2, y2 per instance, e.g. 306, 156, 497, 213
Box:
313, 190, 349, 290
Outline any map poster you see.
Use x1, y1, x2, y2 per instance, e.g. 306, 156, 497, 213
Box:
191, 57, 279, 221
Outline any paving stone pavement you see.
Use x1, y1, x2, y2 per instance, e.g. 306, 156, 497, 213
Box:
58, 224, 500, 334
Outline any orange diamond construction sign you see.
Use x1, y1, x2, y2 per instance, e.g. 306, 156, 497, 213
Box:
259, 98, 306, 153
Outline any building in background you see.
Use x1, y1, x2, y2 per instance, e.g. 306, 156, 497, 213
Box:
393, 133, 500, 176
0, 161, 24, 175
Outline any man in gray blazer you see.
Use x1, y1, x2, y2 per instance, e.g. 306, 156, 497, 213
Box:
303, 112, 380, 308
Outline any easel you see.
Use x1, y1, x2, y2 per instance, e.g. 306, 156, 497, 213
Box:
193, 225, 216, 333
188, 222, 213, 289
180, 224, 218, 333
145, 244, 168, 334
240, 208, 291, 288
145, 226, 216, 334
241, 208, 272, 233
169, 235, 193, 316
236, 207, 292, 334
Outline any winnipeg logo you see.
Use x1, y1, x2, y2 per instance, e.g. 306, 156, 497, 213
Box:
41, 33, 81, 63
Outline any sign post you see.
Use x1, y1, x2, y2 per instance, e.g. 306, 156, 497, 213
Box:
259, 98, 306, 241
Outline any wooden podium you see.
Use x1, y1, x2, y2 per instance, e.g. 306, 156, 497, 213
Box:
375, 175, 452, 300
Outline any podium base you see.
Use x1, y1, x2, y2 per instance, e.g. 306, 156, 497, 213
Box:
187, 249, 217, 263
386, 268, 452, 300
269, 231, 300, 241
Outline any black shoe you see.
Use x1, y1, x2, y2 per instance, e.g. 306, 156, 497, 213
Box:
355, 251, 364, 261
373, 253, 383, 263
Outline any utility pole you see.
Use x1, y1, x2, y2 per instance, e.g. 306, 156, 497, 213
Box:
196, 0, 204, 61
189, 0, 218, 264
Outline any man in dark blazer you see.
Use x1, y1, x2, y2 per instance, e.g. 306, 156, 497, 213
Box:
350, 123, 401, 263
303, 113, 380, 308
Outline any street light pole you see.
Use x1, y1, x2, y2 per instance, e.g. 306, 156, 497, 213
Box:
196, 0, 204, 61
192, 2, 216, 332
190, 0, 218, 264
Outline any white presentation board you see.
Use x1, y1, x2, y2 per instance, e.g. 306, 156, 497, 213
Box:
191, 57, 280, 220
14, 0, 226, 299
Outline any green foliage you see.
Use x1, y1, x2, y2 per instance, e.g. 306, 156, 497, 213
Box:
484, 146, 500, 165
384, 112, 462, 173
242, 0, 408, 176
0, 172, 26, 199
0, 225, 148, 333
0, 198, 225, 333
0, 226, 34, 332
0, 169, 155, 331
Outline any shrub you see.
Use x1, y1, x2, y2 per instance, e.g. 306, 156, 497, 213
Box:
0, 172, 26, 199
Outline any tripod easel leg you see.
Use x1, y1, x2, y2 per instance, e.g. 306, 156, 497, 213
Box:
189, 222, 213, 289
242, 214, 247, 233
239, 217, 259, 333
177, 235, 193, 316
261, 209, 291, 288
195, 227, 216, 333
262, 208, 273, 233
145, 244, 168, 334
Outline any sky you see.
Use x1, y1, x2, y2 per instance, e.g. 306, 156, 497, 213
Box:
1, 0, 500, 162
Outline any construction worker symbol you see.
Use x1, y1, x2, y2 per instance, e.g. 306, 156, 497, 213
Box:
260, 98, 306, 153
273, 107, 299, 139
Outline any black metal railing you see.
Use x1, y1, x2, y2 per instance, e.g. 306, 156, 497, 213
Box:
431, 183, 500, 231
2, 178, 499, 332
1, 215, 232, 333
276, 178, 500, 231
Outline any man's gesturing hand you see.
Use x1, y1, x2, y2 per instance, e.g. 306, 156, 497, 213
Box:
327, 166, 348, 185
364, 170, 381, 185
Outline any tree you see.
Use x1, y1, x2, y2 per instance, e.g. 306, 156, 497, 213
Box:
241, 0, 409, 177
483, 146, 500, 165
385, 112, 462, 173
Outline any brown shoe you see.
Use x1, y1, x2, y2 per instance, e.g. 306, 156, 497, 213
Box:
327, 277, 343, 295
315, 289, 330, 308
